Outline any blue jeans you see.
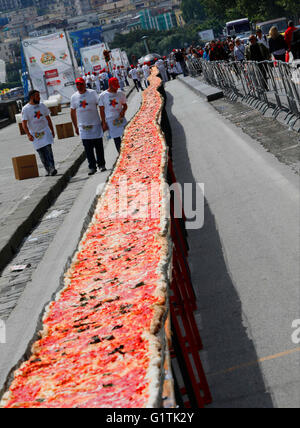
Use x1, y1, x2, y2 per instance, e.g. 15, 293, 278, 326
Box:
37, 144, 55, 173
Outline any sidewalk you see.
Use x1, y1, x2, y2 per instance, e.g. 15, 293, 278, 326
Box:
0, 84, 135, 273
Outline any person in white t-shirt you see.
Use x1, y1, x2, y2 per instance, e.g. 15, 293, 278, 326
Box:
128, 65, 143, 92
70, 77, 106, 175
155, 58, 168, 82
98, 77, 127, 154
116, 66, 125, 90
95, 72, 101, 93
86, 72, 92, 89
22, 89, 57, 176
121, 66, 129, 86
141, 62, 150, 88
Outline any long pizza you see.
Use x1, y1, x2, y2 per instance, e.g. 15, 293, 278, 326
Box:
0, 70, 172, 408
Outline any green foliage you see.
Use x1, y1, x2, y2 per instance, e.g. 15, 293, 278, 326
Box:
6, 61, 22, 84
111, 0, 299, 59
181, 0, 206, 22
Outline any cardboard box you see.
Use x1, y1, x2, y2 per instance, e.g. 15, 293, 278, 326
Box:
12, 154, 39, 180
49, 106, 58, 116
56, 122, 74, 139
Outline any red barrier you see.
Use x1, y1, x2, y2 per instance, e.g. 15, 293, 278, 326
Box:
168, 161, 212, 408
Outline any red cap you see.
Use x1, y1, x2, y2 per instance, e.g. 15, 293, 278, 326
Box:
75, 77, 85, 84
131, 65, 134, 68
108, 77, 120, 88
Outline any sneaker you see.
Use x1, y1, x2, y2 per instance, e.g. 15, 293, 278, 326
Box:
99, 166, 107, 172
50, 168, 57, 176
88, 168, 96, 176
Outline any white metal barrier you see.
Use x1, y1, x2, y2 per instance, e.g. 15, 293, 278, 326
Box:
186, 59, 300, 131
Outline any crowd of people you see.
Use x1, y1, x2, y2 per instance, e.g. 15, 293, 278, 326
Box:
21, 76, 128, 178
21, 22, 300, 178
186, 21, 300, 63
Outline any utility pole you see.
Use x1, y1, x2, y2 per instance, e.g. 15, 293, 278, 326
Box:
141, 36, 150, 55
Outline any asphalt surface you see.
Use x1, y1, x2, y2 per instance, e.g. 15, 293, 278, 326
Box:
165, 78, 300, 408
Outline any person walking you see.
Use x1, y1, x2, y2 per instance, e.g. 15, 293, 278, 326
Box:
245, 35, 271, 90
155, 58, 168, 82
128, 65, 143, 92
234, 38, 245, 61
99, 77, 128, 154
245, 35, 271, 61
70, 77, 106, 176
174, 49, 189, 76
22, 89, 57, 177
285, 21, 298, 52
269, 26, 288, 62
121, 66, 129, 86
95, 72, 101, 93
100, 69, 109, 90
256, 28, 269, 49
142, 62, 151, 88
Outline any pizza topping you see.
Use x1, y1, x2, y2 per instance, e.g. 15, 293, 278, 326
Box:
1, 70, 170, 409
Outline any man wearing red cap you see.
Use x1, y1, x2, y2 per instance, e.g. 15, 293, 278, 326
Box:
98, 77, 127, 154
70, 78, 106, 175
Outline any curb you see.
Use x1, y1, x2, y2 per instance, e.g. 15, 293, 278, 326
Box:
0, 85, 136, 275
177, 75, 224, 102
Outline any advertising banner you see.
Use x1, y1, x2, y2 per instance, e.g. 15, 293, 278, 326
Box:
22, 32, 77, 102
198, 29, 215, 41
69, 26, 103, 60
110, 48, 123, 67
80, 43, 108, 73
0, 59, 6, 84
121, 51, 130, 68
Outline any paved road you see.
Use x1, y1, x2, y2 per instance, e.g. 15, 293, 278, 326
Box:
165, 79, 300, 408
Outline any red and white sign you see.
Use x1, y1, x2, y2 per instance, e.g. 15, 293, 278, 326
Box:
47, 80, 61, 87
23, 32, 78, 102
45, 69, 59, 79
93, 65, 102, 72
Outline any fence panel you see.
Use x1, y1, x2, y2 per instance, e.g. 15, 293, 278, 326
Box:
186, 59, 300, 131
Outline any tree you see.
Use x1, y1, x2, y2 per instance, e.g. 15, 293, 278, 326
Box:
180, 0, 206, 23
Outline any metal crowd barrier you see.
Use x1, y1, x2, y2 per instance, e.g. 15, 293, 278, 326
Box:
186, 58, 300, 131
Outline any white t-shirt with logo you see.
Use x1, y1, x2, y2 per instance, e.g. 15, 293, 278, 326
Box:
98, 89, 127, 139
129, 68, 139, 80
70, 89, 103, 140
98, 89, 127, 121
22, 103, 54, 150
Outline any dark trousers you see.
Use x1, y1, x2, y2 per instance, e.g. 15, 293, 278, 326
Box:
114, 137, 122, 153
133, 79, 143, 92
273, 54, 286, 62
180, 61, 189, 76
82, 138, 105, 170
37, 144, 55, 173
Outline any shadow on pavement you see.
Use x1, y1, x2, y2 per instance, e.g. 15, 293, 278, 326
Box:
165, 88, 274, 408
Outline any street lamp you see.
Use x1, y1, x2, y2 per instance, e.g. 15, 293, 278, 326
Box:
141, 36, 150, 55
